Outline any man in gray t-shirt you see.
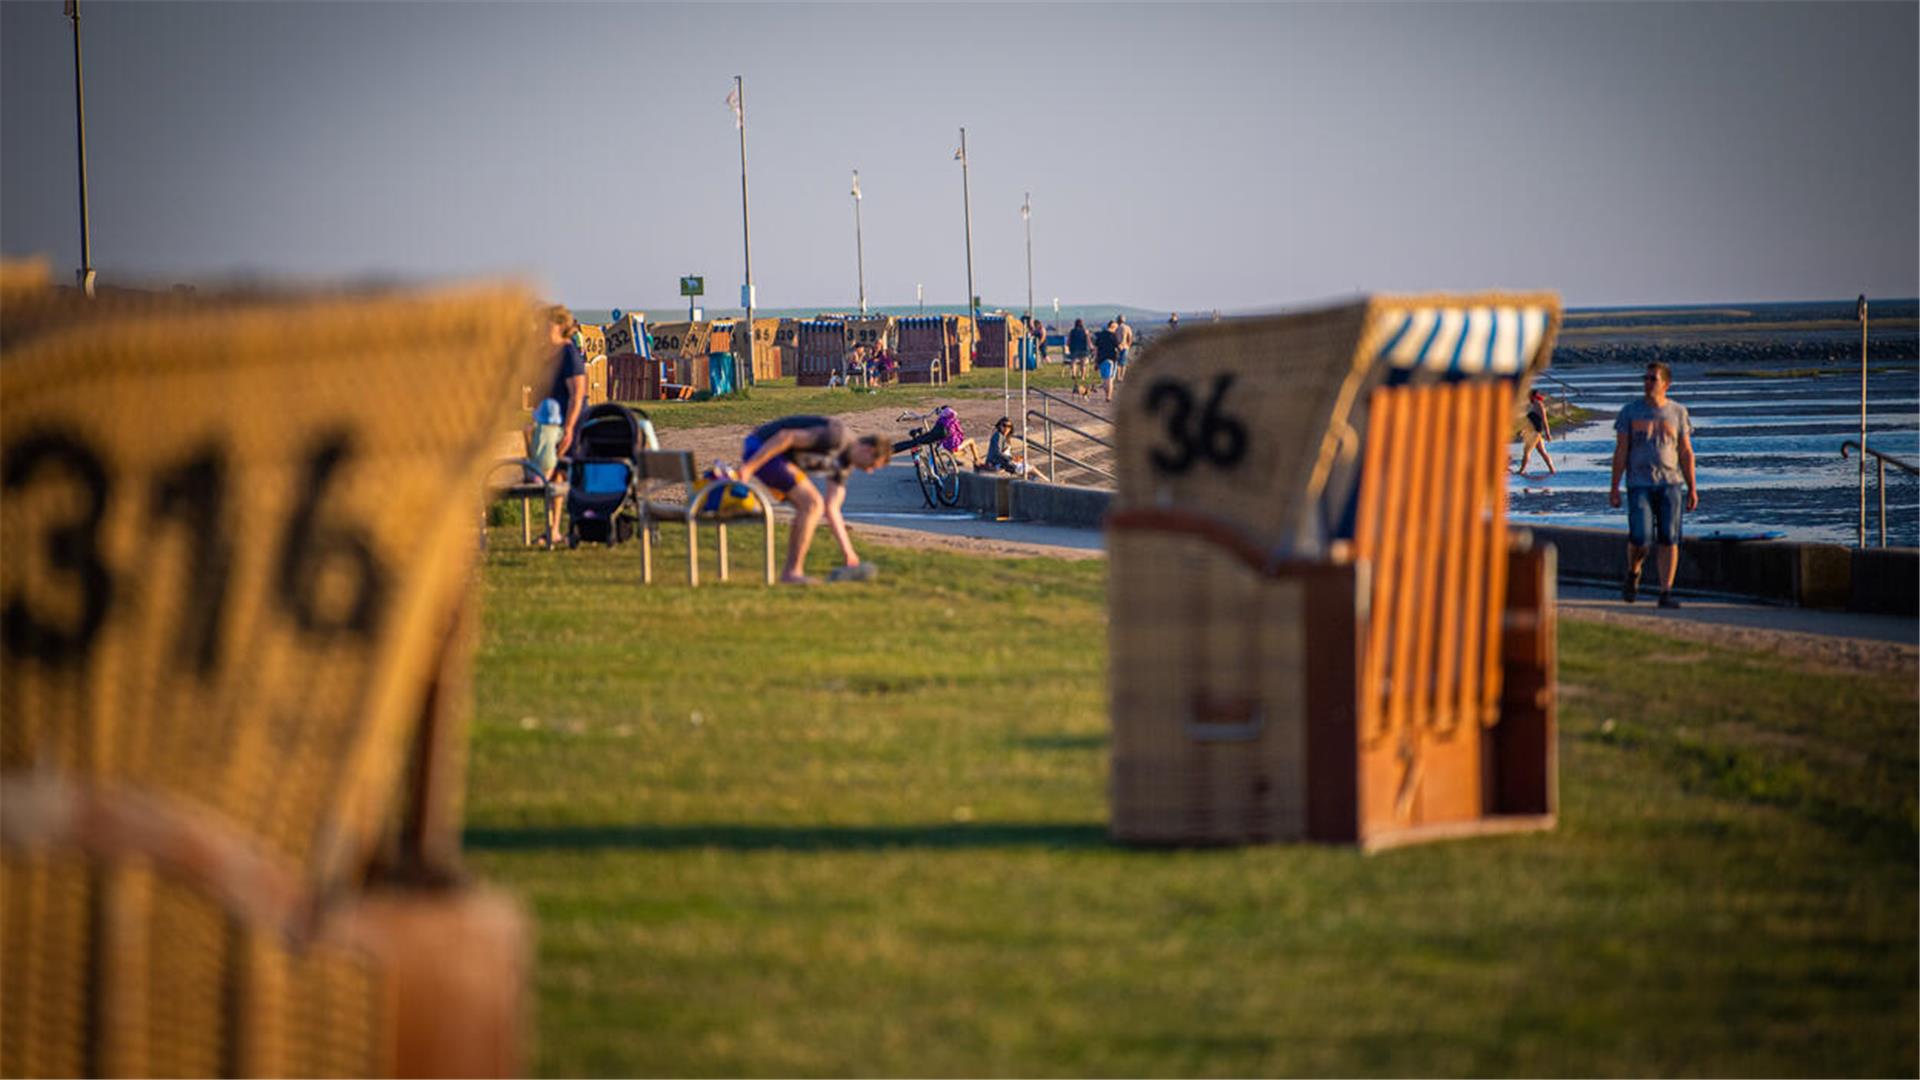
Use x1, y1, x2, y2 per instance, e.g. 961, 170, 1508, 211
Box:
1609, 361, 1699, 608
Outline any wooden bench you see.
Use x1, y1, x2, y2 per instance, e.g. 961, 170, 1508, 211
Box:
637, 450, 778, 586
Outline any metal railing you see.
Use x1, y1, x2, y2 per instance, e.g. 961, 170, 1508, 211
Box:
1536, 371, 1580, 422
1027, 387, 1115, 484
1840, 440, 1917, 548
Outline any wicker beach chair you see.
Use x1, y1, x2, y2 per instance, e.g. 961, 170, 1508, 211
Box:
1107, 293, 1562, 849
0, 268, 537, 1075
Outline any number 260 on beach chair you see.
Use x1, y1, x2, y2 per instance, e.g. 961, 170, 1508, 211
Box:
1108, 293, 1562, 850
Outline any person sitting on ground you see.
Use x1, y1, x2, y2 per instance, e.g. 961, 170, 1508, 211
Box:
983, 416, 1029, 476
1093, 320, 1121, 402
734, 415, 894, 585
1515, 388, 1557, 477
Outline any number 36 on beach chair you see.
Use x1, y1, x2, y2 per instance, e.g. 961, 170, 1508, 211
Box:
1108, 292, 1562, 850
0, 262, 540, 1076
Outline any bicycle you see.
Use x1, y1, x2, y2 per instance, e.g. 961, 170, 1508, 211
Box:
893, 407, 964, 509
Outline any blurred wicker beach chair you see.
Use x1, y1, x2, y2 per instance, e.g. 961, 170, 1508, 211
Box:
0, 266, 537, 1076
1107, 292, 1562, 849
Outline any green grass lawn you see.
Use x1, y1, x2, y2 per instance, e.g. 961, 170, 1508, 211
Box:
467, 531, 1917, 1077
631, 369, 1078, 432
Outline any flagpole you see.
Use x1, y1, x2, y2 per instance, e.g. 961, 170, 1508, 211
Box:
67, 0, 95, 297
1021, 192, 1033, 451
852, 169, 866, 315
735, 76, 754, 385
958, 127, 990, 411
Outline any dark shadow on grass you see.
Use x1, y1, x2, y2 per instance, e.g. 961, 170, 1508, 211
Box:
1014, 733, 1107, 751
464, 821, 1112, 853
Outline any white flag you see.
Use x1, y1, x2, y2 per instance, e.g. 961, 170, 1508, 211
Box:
1021, 193, 1031, 221
726, 84, 742, 129
850, 170, 862, 200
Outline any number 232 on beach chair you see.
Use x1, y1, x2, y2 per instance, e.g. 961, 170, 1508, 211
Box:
1108, 293, 1562, 850
1, 266, 536, 1076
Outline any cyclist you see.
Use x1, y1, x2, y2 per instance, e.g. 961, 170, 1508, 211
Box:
735, 415, 893, 584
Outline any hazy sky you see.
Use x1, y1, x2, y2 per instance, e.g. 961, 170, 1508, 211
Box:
3, 2, 1915, 313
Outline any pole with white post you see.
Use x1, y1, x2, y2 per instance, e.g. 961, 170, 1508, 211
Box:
731, 77, 754, 387
957, 128, 991, 412
852, 169, 866, 315
1020, 192, 1033, 450
1857, 293, 1868, 546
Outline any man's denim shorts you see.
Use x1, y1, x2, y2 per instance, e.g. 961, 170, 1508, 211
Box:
1626, 483, 1685, 546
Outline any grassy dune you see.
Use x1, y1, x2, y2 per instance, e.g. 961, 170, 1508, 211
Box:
467, 533, 1916, 1077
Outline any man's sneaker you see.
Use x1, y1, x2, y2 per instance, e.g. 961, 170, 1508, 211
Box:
1622, 570, 1640, 603
1658, 592, 1682, 610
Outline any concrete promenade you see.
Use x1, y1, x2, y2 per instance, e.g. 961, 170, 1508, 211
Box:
850, 467, 1916, 668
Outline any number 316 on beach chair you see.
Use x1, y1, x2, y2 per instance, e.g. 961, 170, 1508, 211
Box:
1108, 293, 1562, 850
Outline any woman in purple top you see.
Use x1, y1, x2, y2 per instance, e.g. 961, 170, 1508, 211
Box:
736, 415, 894, 584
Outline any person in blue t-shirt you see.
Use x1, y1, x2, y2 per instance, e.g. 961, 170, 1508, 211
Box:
529, 304, 586, 545
542, 304, 587, 459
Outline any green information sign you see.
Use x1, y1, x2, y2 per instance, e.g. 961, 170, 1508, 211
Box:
680, 276, 705, 297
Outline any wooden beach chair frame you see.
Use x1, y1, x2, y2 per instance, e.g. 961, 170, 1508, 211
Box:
1107, 293, 1562, 850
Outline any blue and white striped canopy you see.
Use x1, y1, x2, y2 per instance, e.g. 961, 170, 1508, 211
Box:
1373, 305, 1551, 382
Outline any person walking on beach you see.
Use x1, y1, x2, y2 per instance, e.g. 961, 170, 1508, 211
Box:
1609, 361, 1698, 608
1093, 320, 1121, 402
1066, 318, 1091, 397
733, 415, 894, 585
1515, 388, 1556, 477
1114, 314, 1134, 384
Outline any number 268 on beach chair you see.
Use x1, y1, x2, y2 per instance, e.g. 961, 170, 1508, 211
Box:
1108, 293, 1563, 850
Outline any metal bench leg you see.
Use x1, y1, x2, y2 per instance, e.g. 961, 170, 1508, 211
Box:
687, 517, 699, 587
520, 496, 532, 547
640, 516, 654, 584
762, 509, 776, 585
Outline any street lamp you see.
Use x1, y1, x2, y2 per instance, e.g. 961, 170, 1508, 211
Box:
1021, 193, 1033, 448
851, 169, 866, 316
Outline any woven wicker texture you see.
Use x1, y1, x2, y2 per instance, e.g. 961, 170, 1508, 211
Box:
1108, 293, 1560, 845
1108, 532, 1308, 843
1, 276, 539, 1074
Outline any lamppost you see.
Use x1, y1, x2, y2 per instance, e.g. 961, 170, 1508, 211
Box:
851, 169, 866, 315
65, 0, 95, 297
1020, 192, 1033, 448
1857, 293, 1869, 546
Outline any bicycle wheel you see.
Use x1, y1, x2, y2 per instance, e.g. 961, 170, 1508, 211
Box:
914, 451, 939, 508
930, 445, 962, 507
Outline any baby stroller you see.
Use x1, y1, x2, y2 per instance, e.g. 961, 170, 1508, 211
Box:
565, 402, 658, 546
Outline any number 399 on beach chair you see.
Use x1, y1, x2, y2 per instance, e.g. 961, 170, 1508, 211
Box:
0, 266, 535, 1076
1107, 293, 1563, 850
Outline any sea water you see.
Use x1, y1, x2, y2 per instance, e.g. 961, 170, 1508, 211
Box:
1508, 361, 1920, 546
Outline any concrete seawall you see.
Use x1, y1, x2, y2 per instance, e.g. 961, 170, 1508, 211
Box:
956, 473, 1917, 616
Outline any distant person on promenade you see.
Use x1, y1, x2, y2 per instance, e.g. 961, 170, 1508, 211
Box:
1029, 318, 1045, 368
1093, 320, 1121, 402
1167, 312, 1179, 330
1114, 314, 1134, 383
1066, 318, 1092, 397
1515, 388, 1557, 477
1609, 361, 1698, 608
734, 415, 894, 585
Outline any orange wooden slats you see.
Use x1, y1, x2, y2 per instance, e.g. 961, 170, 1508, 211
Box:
1479, 380, 1515, 723
1384, 386, 1433, 743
